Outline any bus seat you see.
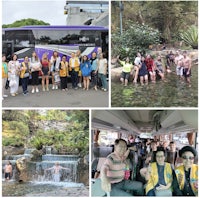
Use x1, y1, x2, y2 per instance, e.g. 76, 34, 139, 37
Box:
91, 178, 106, 197
99, 146, 113, 157
93, 146, 113, 158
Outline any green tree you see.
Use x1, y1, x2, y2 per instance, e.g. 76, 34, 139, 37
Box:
2, 18, 50, 28
111, 1, 198, 44
112, 22, 160, 60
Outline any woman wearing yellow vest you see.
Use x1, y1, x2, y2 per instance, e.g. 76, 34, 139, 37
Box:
59, 55, 69, 91
2, 54, 8, 100
69, 52, 80, 89
145, 147, 173, 196
173, 146, 198, 196
20, 56, 30, 96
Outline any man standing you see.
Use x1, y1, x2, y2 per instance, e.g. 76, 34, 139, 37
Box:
182, 51, 192, 87
174, 50, 184, 79
4, 161, 13, 181
101, 139, 144, 196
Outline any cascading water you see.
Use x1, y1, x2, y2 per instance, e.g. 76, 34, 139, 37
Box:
34, 155, 79, 183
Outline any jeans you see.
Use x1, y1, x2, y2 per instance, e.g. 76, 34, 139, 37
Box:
98, 73, 107, 89
21, 77, 29, 94
71, 69, 78, 88
91, 70, 98, 86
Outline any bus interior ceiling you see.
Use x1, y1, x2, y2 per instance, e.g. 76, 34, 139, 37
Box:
92, 110, 198, 137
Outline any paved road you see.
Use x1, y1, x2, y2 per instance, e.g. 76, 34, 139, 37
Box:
2, 84, 109, 108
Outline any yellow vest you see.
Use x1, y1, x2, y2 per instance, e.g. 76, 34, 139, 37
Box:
69, 57, 80, 72
59, 61, 69, 77
20, 62, 30, 78
2, 62, 8, 78
175, 164, 198, 196
146, 162, 173, 194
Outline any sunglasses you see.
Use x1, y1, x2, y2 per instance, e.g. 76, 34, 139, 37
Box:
182, 156, 194, 160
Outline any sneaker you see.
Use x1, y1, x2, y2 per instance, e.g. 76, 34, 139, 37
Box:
36, 88, 39, 93
31, 89, 35, 93
11, 93, 16, 97
103, 89, 107, 92
78, 83, 82, 88
52, 85, 55, 90
55, 85, 58, 89
74, 87, 78, 90
43, 87, 45, 92
3, 95, 8, 97
23, 93, 28, 96
46, 87, 49, 91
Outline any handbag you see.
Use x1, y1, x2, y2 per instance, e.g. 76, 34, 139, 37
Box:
23, 73, 30, 78
54, 72, 60, 83
155, 189, 172, 196
5, 79, 9, 89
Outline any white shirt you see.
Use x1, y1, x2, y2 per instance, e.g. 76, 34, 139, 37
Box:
134, 57, 141, 65
98, 58, 107, 74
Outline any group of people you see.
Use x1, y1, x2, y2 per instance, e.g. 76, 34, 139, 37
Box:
2, 47, 108, 100
118, 50, 192, 86
3, 161, 70, 182
100, 138, 198, 196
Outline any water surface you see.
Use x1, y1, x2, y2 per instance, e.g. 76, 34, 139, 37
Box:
111, 65, 198, 107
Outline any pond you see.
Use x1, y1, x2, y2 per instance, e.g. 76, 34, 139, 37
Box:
2, 181, 88, 197
111, 65, 198, 107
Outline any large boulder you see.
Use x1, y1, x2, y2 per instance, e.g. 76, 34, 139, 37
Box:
16, 157, 28, 182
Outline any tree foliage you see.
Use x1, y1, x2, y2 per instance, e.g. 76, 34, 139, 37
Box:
112, 22, 160, 60
2, 18, 50, 28
2, 110, 89, 156
112, 1, 198, 44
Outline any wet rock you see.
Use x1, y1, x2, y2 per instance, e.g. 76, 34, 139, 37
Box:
30, 150, 42, 161
16, 157, 28, 182
3, 146, 25, 160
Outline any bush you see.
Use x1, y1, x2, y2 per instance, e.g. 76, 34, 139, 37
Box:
112, 21, 160, 61
179, 25, 198, 49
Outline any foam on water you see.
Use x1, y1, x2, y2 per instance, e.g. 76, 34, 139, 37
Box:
30, 181, 84, 188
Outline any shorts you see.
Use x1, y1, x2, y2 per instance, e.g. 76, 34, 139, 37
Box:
42, 67, 49, 76
5, 172, 11, 179
176, 66, 183, 76
121, 71, 130, 80
183, 68, 191, 78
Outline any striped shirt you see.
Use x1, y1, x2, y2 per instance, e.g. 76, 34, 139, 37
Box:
102, 152, 126, 184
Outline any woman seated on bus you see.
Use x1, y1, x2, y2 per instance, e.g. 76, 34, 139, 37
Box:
50, 51, 61, 90
172, 146, 198, 196
117, 56, 133, 86
41, 53, 51, 91
143, 147, 173, 196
